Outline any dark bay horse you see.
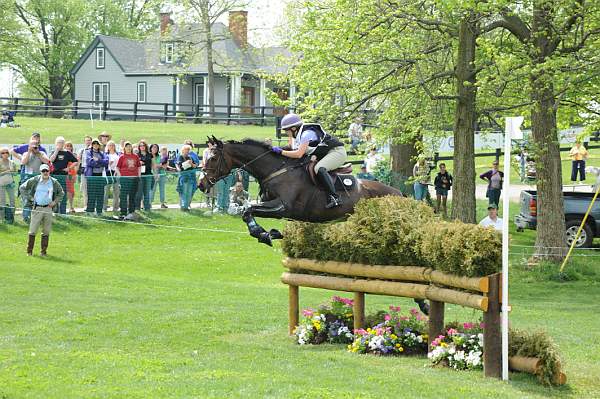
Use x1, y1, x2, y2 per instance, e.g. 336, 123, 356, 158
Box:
198, 137, 429, 315
199, 137, 402, 245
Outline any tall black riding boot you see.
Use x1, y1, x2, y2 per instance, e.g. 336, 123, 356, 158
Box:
27, 234, 35, 256
316, 167, 342, 209
41, 235, 49, 257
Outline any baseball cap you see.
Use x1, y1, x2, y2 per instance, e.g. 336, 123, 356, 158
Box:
31, 132, 41, 138
487, 204, 498, 210
91, 139, 101, 145
39, 164, 50, 172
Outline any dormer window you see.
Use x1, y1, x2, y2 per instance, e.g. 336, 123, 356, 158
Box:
96, 47, 105, 69
165, 42, 174, 64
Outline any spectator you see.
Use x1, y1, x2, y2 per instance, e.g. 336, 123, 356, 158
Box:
228, 181, 249, 215
0, 147, 17, 223
150, 144, 169, 209
64, 141, 78, 213
77, 135, 93, 206
20, 164, 64, 256
201, 142, 216, 208
433, 163, 453, 218
480, 160, 504, 207
364, 146, 384, 174
104, 140, 120, 212
216, 170, 236, 214
569, 140, 589, 184
479, 204, 503, 231
19, 139, 50, 222
98, 132, 111, 152
11, 132, 47, 161
347, 117, 363, 153
136, 140, 153, 211
84, 139, 108, 216
356, 164, 375, 181
412, 158, 430, 201
177, 144, 198, 211
116, 142, 141, 220
49, 136, 78, 214
237, 168, 250, 191
184, 139, 201, 199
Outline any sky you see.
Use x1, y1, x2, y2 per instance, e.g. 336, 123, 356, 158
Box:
0, 0, 291, 97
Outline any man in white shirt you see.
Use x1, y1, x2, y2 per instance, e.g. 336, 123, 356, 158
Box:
479, 204, 503, 231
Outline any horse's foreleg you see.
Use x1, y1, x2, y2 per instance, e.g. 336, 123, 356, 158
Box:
242, 198, 286, 246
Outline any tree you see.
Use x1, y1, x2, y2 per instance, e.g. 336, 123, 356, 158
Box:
183, 0, 248, 117
482, 0, 600, 261
0, 0, 162, 104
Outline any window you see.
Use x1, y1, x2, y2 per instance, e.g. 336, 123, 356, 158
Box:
96, 48, 105, 69
194, 83, 204, 108
165, 42, 174, 64
137, 82, 147, 103
93, 82, 109, 106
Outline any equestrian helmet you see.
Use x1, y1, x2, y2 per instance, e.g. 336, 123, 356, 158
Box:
280, 113, 303, 130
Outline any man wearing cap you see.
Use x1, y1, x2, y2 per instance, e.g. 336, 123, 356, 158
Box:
18, 138, 50, 222
98, 132, 111, 152
19, 164, 64, 256
479, 204, 503, 231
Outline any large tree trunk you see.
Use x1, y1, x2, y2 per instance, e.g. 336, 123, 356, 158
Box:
49, 74, 66, 118
529, 3, 566, 262
200, 6, 215, 118
390, 140, 419, 195
451, 16, 477, 223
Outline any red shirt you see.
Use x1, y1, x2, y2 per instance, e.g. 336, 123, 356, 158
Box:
116, 153, 141, 176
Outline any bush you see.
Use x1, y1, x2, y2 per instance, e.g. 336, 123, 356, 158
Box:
282, 196, 501, 277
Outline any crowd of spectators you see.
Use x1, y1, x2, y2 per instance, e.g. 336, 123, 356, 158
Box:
0, 131, 252, 223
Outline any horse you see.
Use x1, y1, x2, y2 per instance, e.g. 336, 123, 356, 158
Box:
198, 136, 430, 315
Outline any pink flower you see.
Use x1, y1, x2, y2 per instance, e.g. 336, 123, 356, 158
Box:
354, 328, 367, 335
302, 309, 314, 317
463, 322, 474, 330
389, 305, 401, 312
480, 322, 486, 329
400, 316, 408, 321
447, 328, 458, 336
384, 314, 391, 321
410, 308, 420, 316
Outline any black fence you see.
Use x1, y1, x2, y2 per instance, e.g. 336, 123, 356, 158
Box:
0, 97, 290, 126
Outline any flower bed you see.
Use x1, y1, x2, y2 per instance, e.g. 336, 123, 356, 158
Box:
428, 324, 484, 370
294, 296, 354, 345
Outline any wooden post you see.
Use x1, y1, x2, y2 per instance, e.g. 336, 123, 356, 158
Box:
194, 104, 200, 123
353, 292, 365, 331
227, 105, 232, 125
163, 103, 168, 123
13, 97, 19, 112
288, 285, 299, 335
260, 106, 266, 126
133, 102, 138, 122
484, 272, 502, 378
72, 100, 78, 119
44, 98, 49, 117
428, 300, 445, 346
102, 100, 108, 121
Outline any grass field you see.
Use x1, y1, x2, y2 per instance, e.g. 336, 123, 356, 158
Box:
0, 117, 277, 144
1, 203, 599, 398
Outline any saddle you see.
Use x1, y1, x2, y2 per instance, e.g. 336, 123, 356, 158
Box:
306, 160, 356, 191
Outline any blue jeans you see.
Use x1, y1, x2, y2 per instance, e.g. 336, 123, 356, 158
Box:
571, 160, 585, 182
413, 182, 427, 201
178, 170, 196, 209
20, 173, 35, 220
216, 173, 235, 212
488, 188, 501, 207
52, 174, 68, 214
151, 174, 166, 203
139, 175, 153, 210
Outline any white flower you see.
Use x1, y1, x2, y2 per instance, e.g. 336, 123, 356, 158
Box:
448, 346, 456, 355
454, 350, 465, 361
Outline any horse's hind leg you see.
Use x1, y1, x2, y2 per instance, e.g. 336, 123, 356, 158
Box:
242, 211, 272, 246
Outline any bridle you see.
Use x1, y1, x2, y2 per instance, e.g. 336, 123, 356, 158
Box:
203, 146, 273, 186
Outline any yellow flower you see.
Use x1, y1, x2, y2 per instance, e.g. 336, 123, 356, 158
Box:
441, 342, 448, 348
399, 346, 404, 352
367, 328, 371, 332
395, 343, 401, 348
391, 334, 397, 340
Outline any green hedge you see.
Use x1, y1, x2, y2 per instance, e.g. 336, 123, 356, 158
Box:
509, 329, 564, 386
282, 196, 501, 277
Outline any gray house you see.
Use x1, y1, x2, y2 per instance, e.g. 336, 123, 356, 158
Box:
70, 11, 294, 120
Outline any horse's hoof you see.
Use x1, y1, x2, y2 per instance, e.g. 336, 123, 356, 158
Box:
269, 229, 283, 240
415, 299, 430, 316
258, 232, 273, 246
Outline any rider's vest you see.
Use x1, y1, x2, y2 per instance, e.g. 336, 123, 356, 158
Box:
294, 123, 343, 160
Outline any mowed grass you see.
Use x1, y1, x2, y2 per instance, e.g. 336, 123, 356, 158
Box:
0, 117, 277, 145
1, 210, 600, 398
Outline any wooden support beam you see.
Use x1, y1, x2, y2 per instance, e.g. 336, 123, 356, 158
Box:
282, 258, 489, 293
353, 292, 365, 331
508, 356, 541, 374
289, 285, 299, 336
428, 300, 445, 347
484, 273, 502, 378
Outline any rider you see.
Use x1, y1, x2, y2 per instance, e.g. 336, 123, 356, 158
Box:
271, 113, 347, 208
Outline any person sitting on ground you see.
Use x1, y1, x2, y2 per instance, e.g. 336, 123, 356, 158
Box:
20, 164, 64, 256
479, 203, 503, 232
228, 181, 249, 215
433, 163, 453, 218
356, 164, 375, 181
271, 113, 347, 209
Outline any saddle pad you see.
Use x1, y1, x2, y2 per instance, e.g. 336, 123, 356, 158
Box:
334, 174, 357, 191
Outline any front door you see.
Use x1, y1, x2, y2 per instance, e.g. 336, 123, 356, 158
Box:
194, 83, 204, 111
241, 86, 254, 114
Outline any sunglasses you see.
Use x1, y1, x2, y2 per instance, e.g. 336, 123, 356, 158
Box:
0, 152, 8, 154
41, 169, 49, 173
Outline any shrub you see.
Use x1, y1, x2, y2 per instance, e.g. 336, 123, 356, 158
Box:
509, 329, 563, 386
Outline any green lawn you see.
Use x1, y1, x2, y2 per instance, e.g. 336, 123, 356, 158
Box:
0, 116, 277, 145
1, 209, 599, 398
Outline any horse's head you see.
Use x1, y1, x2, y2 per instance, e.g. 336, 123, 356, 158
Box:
198, 135, 232, 193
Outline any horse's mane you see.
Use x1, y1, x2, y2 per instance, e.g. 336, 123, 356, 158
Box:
226, 138, 272, 150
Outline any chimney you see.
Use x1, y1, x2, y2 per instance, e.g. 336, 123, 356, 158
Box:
160, 12, 172, 35
229, 10, 248, 48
